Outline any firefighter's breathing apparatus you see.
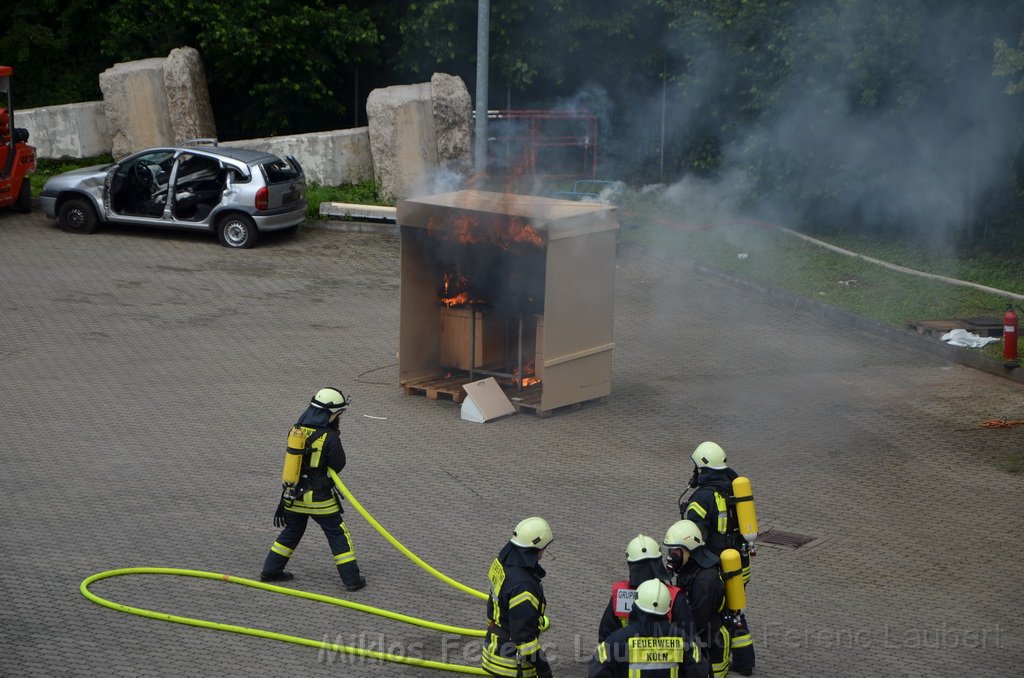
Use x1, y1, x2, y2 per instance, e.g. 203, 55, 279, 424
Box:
720, 548, 746, 611
81, 468, 493, 674
677, 466, 760, 549
677, 465, 760, 599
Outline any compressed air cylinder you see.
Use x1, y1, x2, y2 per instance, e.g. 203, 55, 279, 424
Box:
281, 426, 307, 485
720, 548, 746, 611
731, 476, 759, 544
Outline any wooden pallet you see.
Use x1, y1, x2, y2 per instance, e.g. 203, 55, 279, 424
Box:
509, 387, 608, 418
401, 374, 475, 403
403, 375, 609, 417
507, 386, 544, 414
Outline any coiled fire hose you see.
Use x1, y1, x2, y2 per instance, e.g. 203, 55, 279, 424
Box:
80, 470, 492, 674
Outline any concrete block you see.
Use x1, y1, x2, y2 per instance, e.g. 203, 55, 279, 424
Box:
18, 102, 111, 159
100, 47, 216, 158
163, 47, 217, 145
366, 82, 439, 202
100, 57, 175, 158
430, 73, 472, 177
318, 202, 396, 221
222, 127, 373, 186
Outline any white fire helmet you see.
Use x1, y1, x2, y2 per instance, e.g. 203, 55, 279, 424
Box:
663, 520, 705, 552
626, 534, 661, 562
634, 579, 672, 615
691, 441, 727, 469
511, 517, 553, 550
310, 387, 350, 414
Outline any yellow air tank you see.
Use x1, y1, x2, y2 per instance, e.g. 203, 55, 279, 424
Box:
731, 476, 758, 544
720, 548, 746, 611
281, 426, 307, 486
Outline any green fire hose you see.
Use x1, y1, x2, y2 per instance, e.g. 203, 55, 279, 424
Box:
80, 470, 493, 674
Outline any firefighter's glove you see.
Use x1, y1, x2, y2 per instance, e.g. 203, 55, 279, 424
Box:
539, 614, 550, 632
273, 496, 288, 527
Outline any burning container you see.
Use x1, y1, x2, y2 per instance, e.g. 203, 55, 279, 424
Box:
397, 189, 618, 415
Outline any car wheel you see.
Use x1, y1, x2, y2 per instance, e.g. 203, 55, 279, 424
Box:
58, 197, 99, 234
218, 213, 259, 249
16, 179, 31, 213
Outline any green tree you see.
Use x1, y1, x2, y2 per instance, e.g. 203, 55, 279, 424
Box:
396, 1, 670, 102
994, 30, 1024, 94
101, 0, 384, 137
0, 0, 113, 107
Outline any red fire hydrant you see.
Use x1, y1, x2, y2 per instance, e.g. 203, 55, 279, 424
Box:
1003, 305, 1019, 361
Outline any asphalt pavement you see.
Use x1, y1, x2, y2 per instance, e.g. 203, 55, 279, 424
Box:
1, 209, 1021, 677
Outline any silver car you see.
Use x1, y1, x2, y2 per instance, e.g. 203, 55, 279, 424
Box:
40, 142, 307, 248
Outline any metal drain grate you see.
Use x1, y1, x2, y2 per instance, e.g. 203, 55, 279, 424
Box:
759, 529, 817, 548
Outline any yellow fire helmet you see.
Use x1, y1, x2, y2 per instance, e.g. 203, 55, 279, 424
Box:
663, 520, 705, 552
691, 441, 727, 469
310, 387, 349, 414
511, 517, 553, 549
626, 534, 661, 562
634, 579, 672, 615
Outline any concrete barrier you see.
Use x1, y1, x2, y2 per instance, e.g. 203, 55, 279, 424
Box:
24, 102, 374, 187
367, 82, 438, 202
99, 47, 216, 158
221, 128, 373, 186
365, 74, 472, 201
18, 102, 111, 160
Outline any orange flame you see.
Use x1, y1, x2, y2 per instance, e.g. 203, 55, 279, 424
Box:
507, 218, 544, 247
454, 215, 486, 245
513, 361, 542, 388
440, 272, 483, 307
430, 213, 543, 249
442, 273, 469, 295
442, 292, 473, 307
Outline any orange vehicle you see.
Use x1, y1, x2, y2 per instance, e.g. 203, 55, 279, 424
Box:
0, 65, 37, 212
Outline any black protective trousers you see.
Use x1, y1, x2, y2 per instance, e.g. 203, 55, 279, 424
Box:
261, 510, 362, 587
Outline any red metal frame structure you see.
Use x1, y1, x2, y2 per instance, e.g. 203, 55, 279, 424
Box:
483, 109, 599, 180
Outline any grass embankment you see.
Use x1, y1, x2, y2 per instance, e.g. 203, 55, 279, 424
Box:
305, 180, 388, 220
617, 192, 1024, 364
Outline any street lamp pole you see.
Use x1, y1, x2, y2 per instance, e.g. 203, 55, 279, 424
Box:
474, 0, 490, 174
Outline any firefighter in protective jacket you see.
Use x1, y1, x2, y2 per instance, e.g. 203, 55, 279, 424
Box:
482, 517, 554, 678
680, 441, 754, 675
663, 520, 730, 678
589, 579, 707, 678
598, 535, 693, 643
260, 387, 366, 592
